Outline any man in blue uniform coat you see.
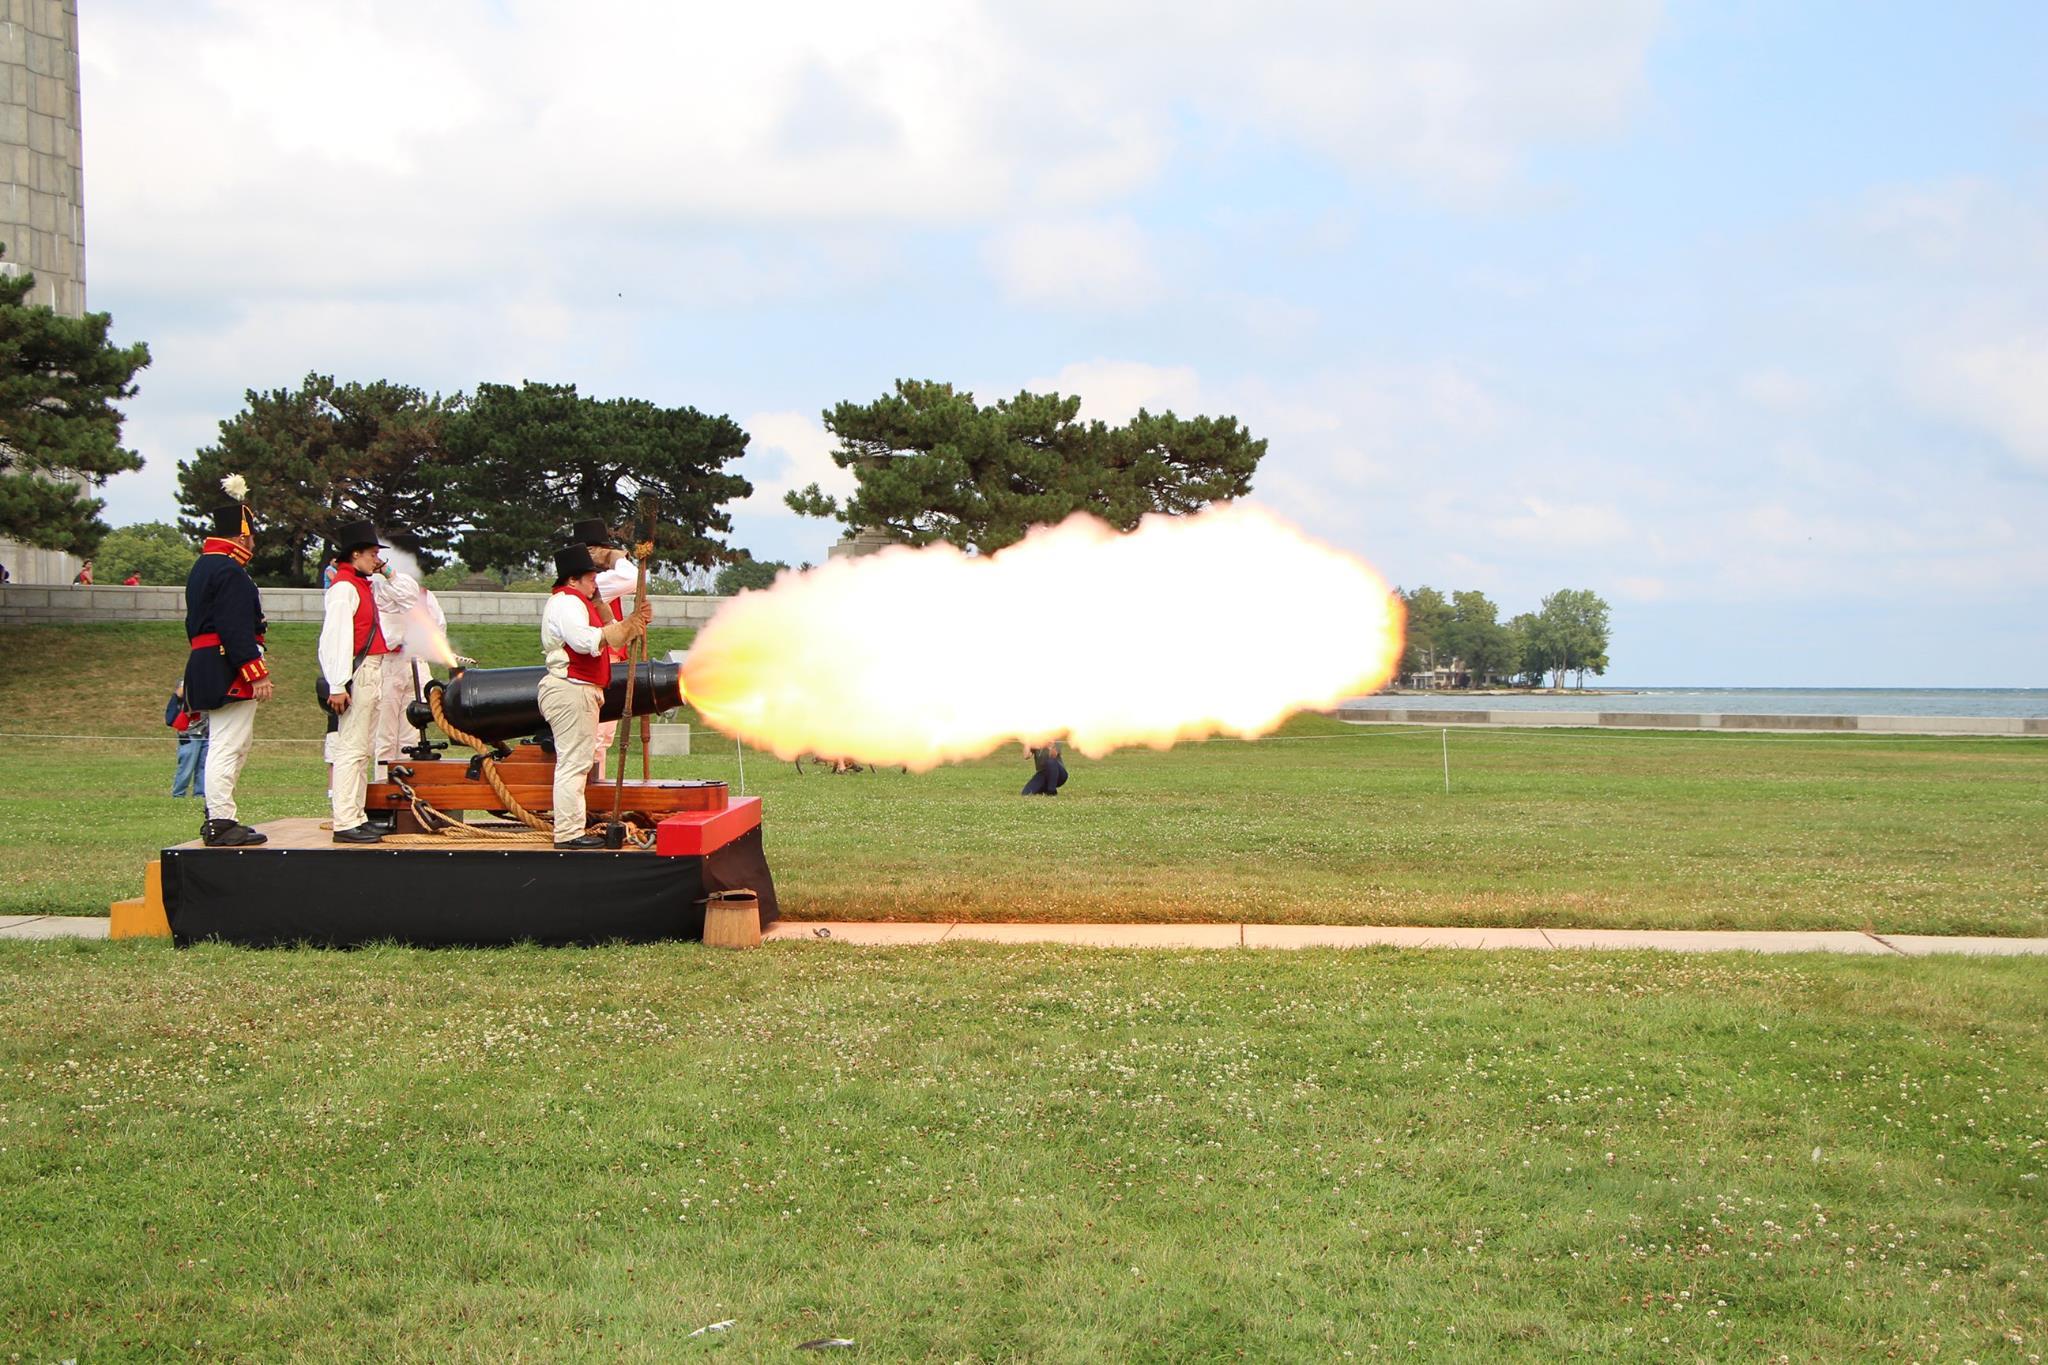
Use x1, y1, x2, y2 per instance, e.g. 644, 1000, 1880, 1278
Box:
184, 479, 275, 846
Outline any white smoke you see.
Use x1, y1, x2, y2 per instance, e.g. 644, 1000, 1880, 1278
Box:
379, 547, 462, 666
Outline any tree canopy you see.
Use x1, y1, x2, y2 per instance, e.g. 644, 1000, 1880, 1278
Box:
0, 254, 150, 555
1531, 588, 1612, 688
786, 379, 1265, 554
176, 373, 456, 583
1445, 589, 1516, 684
1397, 586, 1453, 679
441, 381, 751, 574
1397, 585, 1612, 688
96, 521, 197, 586
714, 557, 788, 595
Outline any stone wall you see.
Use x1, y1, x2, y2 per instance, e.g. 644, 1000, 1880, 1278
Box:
1336, 705, 2048, 738
0, 584, 732, 629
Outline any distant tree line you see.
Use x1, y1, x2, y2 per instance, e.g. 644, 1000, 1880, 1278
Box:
142, 373, 1267, 589
0, 254, 1292, 590
170, 375, 754, 586
1396, 585, 1611, 690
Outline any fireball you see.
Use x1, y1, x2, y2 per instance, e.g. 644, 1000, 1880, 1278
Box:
682, 503, 1405, 771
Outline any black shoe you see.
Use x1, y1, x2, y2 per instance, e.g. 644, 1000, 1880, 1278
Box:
554, 834, 608, 849
332, 825, 385, 844
202, 819, 268, 847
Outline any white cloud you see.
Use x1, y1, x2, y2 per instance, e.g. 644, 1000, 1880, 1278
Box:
1025, 360, 1203, 423
1913, 335, 2048, 470
732, 411, 856, 515
1739, 369, 1817, 410
984, 218, 1162, 313
1616, 575, 1667, 602
80, 0, 1661, 299
1489, 497, 1631, 547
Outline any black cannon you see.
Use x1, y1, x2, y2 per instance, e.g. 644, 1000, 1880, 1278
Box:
407, 663, 685, 745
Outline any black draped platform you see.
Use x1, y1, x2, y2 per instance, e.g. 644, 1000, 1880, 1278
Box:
160, 818, 778, 948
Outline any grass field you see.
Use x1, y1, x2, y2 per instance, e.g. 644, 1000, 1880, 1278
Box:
2, 941, 2041, 1361
4, 626, 2048, 933
4, 625, 2046, 934
4, 624, 2044, 1361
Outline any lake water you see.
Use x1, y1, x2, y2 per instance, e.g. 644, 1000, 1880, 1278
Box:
1342, 688, 2048, 719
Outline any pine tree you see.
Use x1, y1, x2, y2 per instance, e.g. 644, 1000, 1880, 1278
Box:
786, 379, 1264, 554
0, 252, 150, 554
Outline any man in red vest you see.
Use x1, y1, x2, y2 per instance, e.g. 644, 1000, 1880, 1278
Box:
570, 516, 639, 780
319, 521, 396, 844
540, 544, 651, 847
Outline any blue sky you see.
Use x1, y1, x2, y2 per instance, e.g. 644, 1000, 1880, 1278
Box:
79, 1, 2048, 685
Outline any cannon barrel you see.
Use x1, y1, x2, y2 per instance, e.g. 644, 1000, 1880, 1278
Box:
407, 663, 684, 744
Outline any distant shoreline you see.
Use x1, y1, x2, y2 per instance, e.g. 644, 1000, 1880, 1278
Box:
1376, 687, 1641, 698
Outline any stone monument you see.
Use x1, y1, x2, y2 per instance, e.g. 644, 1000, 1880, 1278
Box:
0, 0, 87, 584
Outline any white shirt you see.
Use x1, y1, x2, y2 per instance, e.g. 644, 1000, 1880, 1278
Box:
318, 578, 369, 688
593, 554, 637, 616
542, 590, 609, 683
372, 571, 421, 651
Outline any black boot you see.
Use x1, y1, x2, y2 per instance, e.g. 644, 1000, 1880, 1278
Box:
554, 834, 608, 849
332, 824, 384, 845
201, 818, 268, 847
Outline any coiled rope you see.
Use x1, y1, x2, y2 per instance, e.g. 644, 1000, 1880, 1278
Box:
366, 685, 654, 848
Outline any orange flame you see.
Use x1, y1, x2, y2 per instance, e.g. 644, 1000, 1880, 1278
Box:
681, 504, 1406, 771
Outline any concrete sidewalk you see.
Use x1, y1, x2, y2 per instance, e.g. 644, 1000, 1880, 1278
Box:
5, 916, 2044, 956
0, 915, 109, 939
767, 921, 2048, 956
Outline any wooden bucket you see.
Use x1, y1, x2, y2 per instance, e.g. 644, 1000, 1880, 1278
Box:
702, 889, 761, 949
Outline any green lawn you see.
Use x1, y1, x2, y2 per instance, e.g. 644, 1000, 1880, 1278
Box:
1, 942, 2040, 1361
5, 624, 2046, 934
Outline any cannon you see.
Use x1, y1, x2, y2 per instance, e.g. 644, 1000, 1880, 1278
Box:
406, 662, 685, 745
371, 661, 719, 833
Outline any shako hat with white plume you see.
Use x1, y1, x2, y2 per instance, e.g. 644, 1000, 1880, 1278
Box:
207, 474, 255, 539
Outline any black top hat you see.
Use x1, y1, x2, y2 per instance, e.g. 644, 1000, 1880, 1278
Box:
569, 517, 614, 547
207, 502, 254, 539
333, 521, 386, 556
552, 543, 598, 585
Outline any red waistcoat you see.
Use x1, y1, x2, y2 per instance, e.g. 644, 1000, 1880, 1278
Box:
333, 565, 394, 657
553, 587, 610, 688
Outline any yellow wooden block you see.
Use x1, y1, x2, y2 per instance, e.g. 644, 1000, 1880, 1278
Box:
110, 861, 171, 939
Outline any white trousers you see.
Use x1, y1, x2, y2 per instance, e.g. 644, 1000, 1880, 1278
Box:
329, 653, 390, 831
591, 718, 618, 780
375, 656, 429, 767
538, 674, 602, 843
202, 699, 258, 823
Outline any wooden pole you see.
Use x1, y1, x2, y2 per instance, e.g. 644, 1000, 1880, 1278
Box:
607, 495, 657, 844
